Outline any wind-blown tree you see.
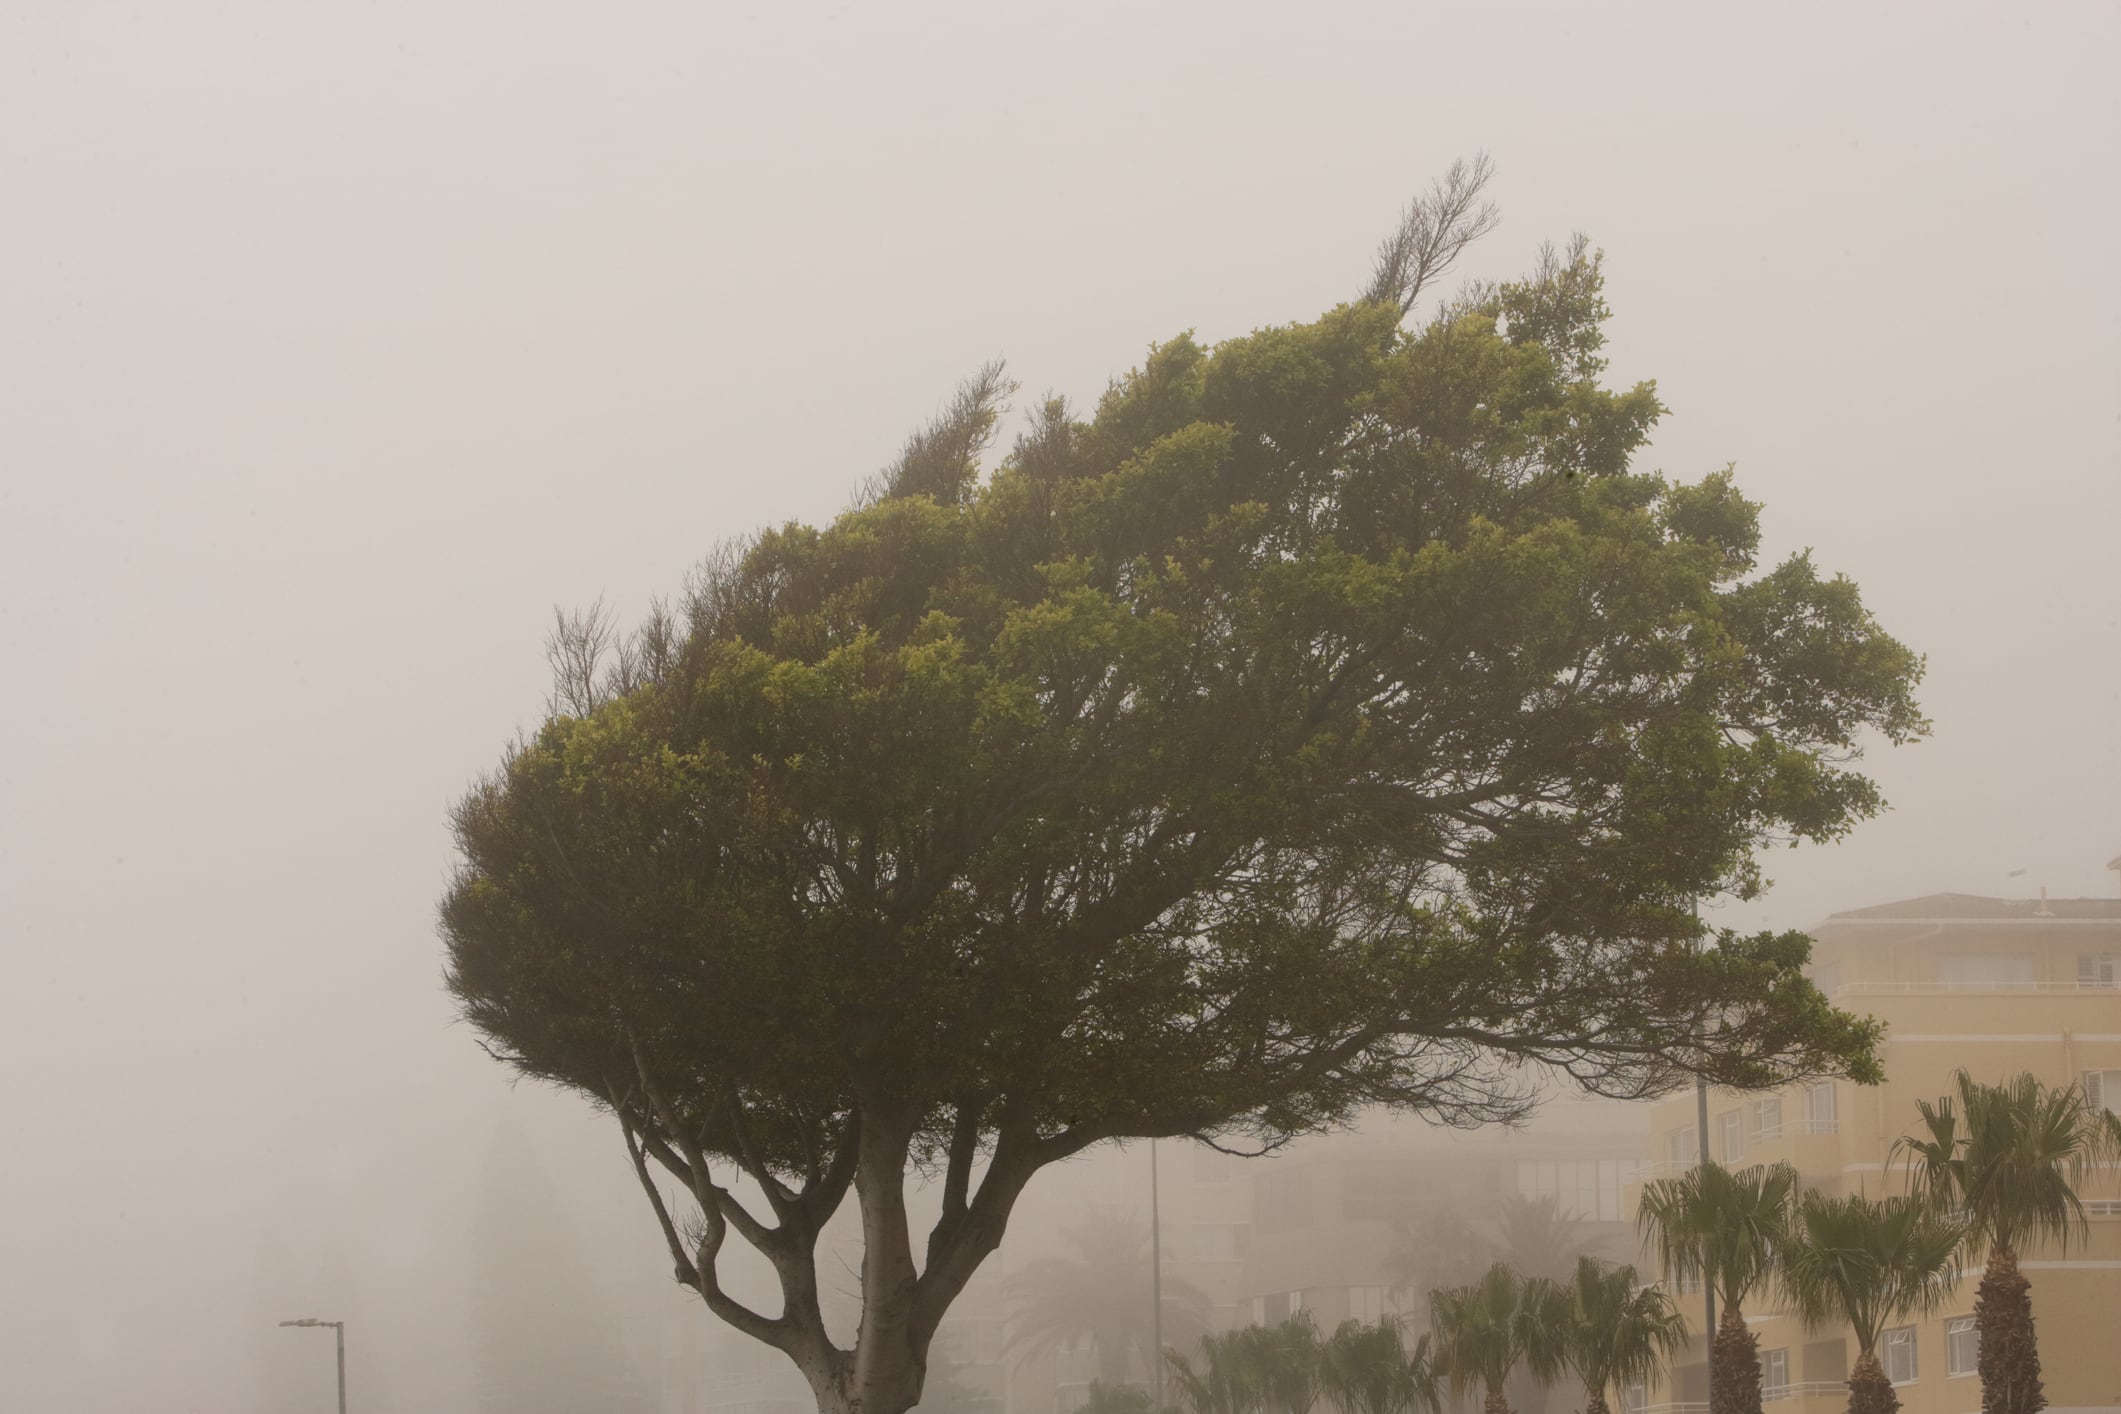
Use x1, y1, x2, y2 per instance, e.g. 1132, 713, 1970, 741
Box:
1777, 1191, 1963, 1414
1167, 1329, 1258, 1414
1001, 1207, 1212, 1389
1430, 1263, 1570, 1414
1166, 1316, 1325, 1414
1892, 1071, 2121, 1414
1551, 1258, 1689, 1414
1320, 1316, 1441, 1414
1636, 1161, 1800, 1414
441, 155, 1923, 1414
1245, 1315, 1328, 1414
1492, 1195, 1606, 1283
1386, 1193, 1599, 1414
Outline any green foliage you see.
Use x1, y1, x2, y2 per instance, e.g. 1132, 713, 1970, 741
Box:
1549, 1257, 1690, 1411
1081, 1382, 1159, 1414
1428, 1263, 1569, 1405
1893, 1069, 2121, 1257
1321, 1317, 1441, 1414
1385, 1193, 1601, 1330
1777, 1190, 1963, 1355
439, 174, 1926, 1413
1166, 1316, 1331, 1414
1635, 1160, 1801, 1314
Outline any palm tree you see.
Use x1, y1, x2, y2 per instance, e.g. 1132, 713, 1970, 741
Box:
1167, 1329, 1259, 1414
1891, 1070, 2121, 1414
1776, 1190, 1964, 1414
1320, 1316, 1442, 1414
1004, 1207, 1214, 1390
1166, 1317, 1324, 1414
1244, 1315, 1327, 1414
1387, 1195, 1599, 1313
1550, 1258, 1689, 1414
1635, 1160, 1800, 1414
1494, 1194, 1606, 1283
1429, 1263, 1570, 1414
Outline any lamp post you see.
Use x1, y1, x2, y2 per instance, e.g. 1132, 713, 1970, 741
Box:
279, 1318, 346, 1414
1150, 1138, 1164, 1411
1695, 1074, 1715, 1406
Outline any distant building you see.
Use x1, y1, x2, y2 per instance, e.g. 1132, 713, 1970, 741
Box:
1632, 889, 2121, 1414
1232, 1099, 1653, 1414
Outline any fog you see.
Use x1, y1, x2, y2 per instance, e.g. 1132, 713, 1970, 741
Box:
2, 3, 2115, 1410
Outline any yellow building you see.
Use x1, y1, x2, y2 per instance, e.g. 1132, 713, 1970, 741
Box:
1634, 889, 2121, 1414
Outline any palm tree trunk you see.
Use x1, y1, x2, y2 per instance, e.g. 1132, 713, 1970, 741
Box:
1845, 1350, 1899, 1414
1709, 1302, 1762, 1414
1975, 1243, 2045, 1414
1484, 1382, 1513, 1414
1584, 1389, 1612, 1414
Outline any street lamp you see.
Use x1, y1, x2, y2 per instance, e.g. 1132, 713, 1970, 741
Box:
1150, 1139, 1164, 1411
278, 1318, 346, 1414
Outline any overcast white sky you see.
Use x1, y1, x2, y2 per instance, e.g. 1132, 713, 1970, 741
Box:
2, 2, 2117, 1409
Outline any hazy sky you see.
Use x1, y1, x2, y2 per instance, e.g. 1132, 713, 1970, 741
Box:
3, 3, 2116, 1409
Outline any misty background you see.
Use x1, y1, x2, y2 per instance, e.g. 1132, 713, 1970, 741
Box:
2, 3, 2115, 1410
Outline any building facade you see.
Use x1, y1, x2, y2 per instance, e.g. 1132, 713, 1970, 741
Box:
1633, 891, 2121, 1414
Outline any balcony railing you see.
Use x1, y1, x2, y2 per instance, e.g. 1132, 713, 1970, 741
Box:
1831, 980, 2118, 996
1763, 1383, 1850, 1403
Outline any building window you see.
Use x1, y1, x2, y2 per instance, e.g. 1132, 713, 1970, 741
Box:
2079, 952, 2119, 989
1516, 1158, 1633, 1222
1665, 1125, 1698, 1166
1882, 1326, 1917, 1385
1805, 1082, 1838, 1134
1623, 1382, 1647, 1414
1718, 1110, 1745, 1162
1946, 1317, 1977, 1377
1762, 1348, 1789, 1399
2083, 1070, 2121, 1115
1752, 1097, 1784, 1142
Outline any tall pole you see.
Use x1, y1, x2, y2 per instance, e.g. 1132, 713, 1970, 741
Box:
1696, 1075, 1716, 1406
1694, 894, 1716, 1412
1150, 1139, 1164, 1411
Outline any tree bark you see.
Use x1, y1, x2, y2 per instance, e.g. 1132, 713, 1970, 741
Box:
1709, 1302, 1762, 1414
1584, 1389, 1612, 1414
1845, 1350, 1899, 1414
1484, 1382, 1513, 1414
1975, 1243, 2045, 1414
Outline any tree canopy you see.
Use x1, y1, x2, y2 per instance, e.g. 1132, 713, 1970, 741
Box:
441, 161, 1923, 1414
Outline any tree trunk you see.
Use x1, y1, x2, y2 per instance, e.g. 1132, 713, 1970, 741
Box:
1845, 1350, 1899, 1414
1975, 1243, 2045, 1414
1584, 1389, 1612, 1414
1484, 1382, 1513, 1414
1709, 1301, 1762, 1414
